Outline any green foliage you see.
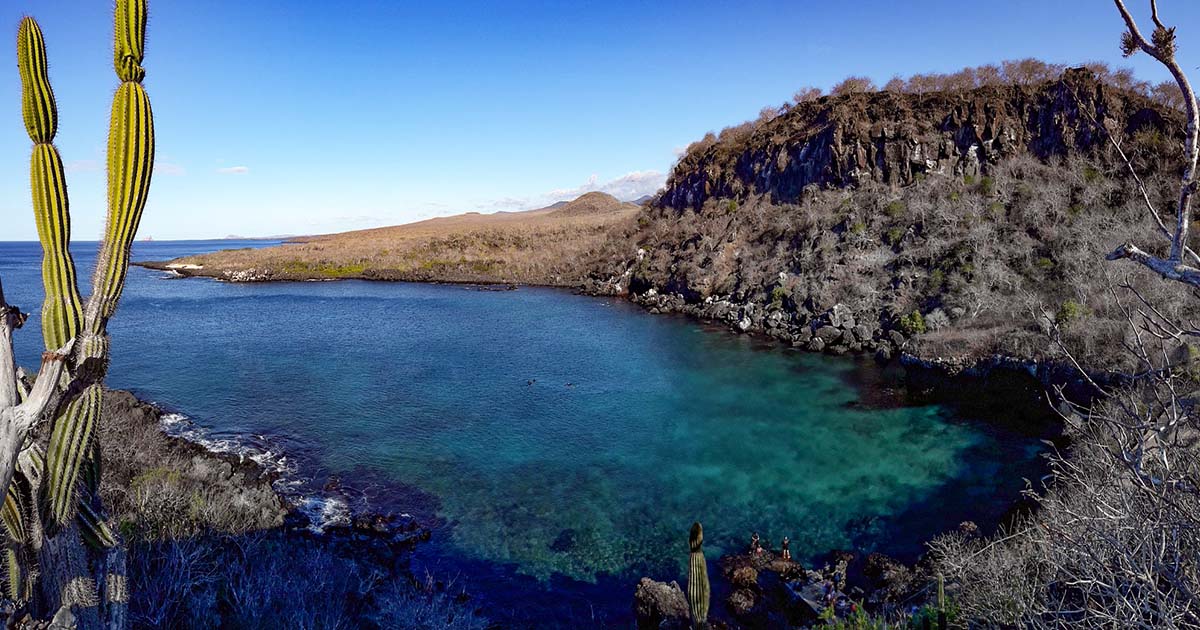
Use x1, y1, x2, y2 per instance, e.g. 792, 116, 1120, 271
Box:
849, 221, 866, 235
899, 310, 927, 335
1055, 300, 1089, 326
724, 199, 739, 214
884, 200, 907, 218
1082, 165, 1101, 183
979, 176, 995, 196
1035, 257, 1055, 270
928, 269, 945, 293
963, 174, 976, 186
819, 603, 888, 629
884, 226, 906, 246
281, 261, 367, 278
987, 201, 1006, 217
770, 286, 787, 309
687, 522, 709, 629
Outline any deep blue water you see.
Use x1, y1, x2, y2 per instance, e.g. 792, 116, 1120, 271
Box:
1, 240, 1049, 627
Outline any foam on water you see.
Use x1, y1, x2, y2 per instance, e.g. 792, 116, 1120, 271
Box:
159, 411, 350, 532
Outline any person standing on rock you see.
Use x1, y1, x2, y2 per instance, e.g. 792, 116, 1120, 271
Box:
750, 532, 762, 554
781, 536, 791, 560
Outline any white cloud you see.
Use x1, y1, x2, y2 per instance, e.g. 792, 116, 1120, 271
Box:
477, 170, 666, 212
216, 165, 249, 175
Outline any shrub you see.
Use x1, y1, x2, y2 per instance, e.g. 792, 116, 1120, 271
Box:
884, 226, 906, 246
979, 176, 995, 196
929, 269, 945, 293
899, 310, 927, 335
770, 286, 787, 308
1055, 299, 1089, 326
884, 200, 907, 218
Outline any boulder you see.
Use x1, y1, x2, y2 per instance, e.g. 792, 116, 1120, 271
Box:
633, 578, 689, 630
731, 566, 759, 590
807, 337, 826, 353
727, 588, 757, 618
888, 329, 907, 347
815, 326, 842, 345
829, 303, 855, 329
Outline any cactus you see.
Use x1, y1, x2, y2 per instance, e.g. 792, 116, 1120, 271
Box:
936, 572, 947, 630
687, 522, 710, 629
0, 1, 155, 624
38, 0, 154, 531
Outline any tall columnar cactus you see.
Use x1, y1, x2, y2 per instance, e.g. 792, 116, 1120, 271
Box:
40, 0, 154, 531
687, 522, 710, 629
0, 1, 155, 625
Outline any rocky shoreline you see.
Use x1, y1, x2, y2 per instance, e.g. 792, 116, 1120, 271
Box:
96, 389, 440, 617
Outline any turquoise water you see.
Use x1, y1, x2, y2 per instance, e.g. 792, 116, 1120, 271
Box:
1, 241, 1048, 625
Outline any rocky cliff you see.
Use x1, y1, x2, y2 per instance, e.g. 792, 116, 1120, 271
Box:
590, 69, 1191, 371
659, 68, 1179, 210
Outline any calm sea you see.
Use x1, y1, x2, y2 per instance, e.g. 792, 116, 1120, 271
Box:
0, 240, 1048, 627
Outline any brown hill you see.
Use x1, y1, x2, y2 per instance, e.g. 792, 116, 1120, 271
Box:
546, 191, 637, 217
144, 193, 639, 285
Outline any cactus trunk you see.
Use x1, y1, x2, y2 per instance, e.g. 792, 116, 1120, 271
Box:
687, 522, 710, 629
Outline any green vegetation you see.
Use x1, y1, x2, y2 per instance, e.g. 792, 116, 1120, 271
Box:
884, 200, 907, 218
280, 260, 367, 278
770, 286, 787, 308
1055, 299, 1089, 326
978, 175, 995, 196
899, 310, 927, 335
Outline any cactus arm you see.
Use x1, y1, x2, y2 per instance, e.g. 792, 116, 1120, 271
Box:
17, 18, 83, 354
687, 522, 710, 628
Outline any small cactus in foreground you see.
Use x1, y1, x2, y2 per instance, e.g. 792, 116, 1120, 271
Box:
687, 522, 710, 629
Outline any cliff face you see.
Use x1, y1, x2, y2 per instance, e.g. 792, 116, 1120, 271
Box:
588, 69, 1191, 370
659, 69, 1180, 210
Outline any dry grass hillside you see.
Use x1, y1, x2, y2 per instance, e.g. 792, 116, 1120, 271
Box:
149, 192, 639, 285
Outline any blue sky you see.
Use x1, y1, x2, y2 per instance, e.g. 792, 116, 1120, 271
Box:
2, 0, 1199, 240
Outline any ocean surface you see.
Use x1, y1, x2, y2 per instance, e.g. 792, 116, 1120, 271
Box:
1, 240, 1050, 626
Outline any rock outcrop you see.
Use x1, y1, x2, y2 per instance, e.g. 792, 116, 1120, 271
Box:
659, 68, 1179, 210
633, 578, 690, 629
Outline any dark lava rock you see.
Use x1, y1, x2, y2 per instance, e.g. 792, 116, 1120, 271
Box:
815, 325, 842, 345
633, 578, 689, 630
550, 528, 577, 553
727, 588, 757, 618
731, 566, 759, 590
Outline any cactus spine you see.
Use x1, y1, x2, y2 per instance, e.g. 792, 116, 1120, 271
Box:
40, 0, 155, 531
687, 522, 710, 629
